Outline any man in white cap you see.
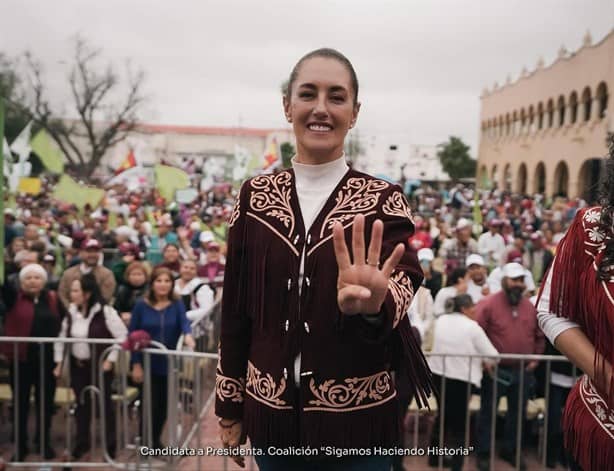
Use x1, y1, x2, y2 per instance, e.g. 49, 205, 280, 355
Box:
466, 254, 490, 304
475, 262, 545, 471
439, 218, 479, 274
57, 239, 116, 308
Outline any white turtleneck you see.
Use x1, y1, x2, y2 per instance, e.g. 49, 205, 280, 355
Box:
292, 153, 349, 386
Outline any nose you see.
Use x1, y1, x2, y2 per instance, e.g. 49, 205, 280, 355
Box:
312, 92, 328, 117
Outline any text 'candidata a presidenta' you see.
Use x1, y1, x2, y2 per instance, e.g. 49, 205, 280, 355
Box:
139, 446, 475, 458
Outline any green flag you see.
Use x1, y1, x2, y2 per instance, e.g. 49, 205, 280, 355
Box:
30, 129, 65, 174
154, 164, 190, 202
52, 174, 104, 209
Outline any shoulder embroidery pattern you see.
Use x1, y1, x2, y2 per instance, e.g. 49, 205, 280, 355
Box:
305, 370, 395, 412
246, 361, 291, 410
388, 271, 415, 328
582, 207, 606, 249
249, 172, 295, 236
320, 178, 389, 238
382, 191, 415, 224
579, 375, 614, 439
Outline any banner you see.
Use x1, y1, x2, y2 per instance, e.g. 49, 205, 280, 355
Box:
154, 164, 190, 202
52, 174, 105, 209
115, 149, 137, 175
30, 129, 65, 173
17, 177, 42, 195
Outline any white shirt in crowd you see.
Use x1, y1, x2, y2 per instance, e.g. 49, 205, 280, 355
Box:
174, 277, 215, 323
478, 231, 506, 265
487, 265, 536, 294
292, 154, 349, 387
427, 313, 499, 387
467, 279, 488, 304
407, 286, 435, 350
433, 286, 459, 317
536, 269, 580, 388
54, 303, 128, 363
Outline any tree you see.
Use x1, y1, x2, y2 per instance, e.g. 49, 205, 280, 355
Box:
281, 141, 295, 169
437, 136, 476, 180
0, 54, 30, 142
15, 36, 146, 179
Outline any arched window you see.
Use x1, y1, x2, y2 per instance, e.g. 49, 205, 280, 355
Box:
596, 82, 608, 119
557, 95, 565, 127
528, 105, 535, 133
505, 113, 511, 136
537, 102, 544, 130
517, 163, 528, 194
499, 116, 504, 137
520, 108, 527, 134
569, 91, 578, 124
512, 111, 518, 136
534, 162, 546, 194
582, 86, 592, 121
547, 99, 555, 128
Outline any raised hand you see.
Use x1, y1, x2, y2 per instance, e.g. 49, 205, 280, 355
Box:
332, 214, 405, 315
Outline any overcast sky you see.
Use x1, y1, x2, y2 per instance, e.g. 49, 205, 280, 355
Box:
2, 0, 613, 159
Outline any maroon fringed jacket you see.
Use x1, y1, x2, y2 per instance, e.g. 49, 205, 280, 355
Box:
215, 168, 432, 449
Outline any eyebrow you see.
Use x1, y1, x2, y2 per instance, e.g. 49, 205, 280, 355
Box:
297, 83, 348, 94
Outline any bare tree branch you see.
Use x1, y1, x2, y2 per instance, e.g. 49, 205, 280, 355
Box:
16, 36, 147, 179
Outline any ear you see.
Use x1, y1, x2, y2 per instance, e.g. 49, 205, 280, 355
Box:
350, 101, 361, 128
282, 95, 292, 123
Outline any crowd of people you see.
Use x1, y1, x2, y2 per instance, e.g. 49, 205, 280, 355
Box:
1, 180, 228, 461
0, 164, 591, 470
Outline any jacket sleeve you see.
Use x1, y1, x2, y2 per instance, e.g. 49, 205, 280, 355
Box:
353, 186, 424, 343
215, 182, 251, 421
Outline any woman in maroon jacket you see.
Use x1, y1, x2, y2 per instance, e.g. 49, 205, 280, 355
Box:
2, 263, 61, 461
215, 48, 432, 470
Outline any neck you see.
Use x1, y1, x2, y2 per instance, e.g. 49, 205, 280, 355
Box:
295, 145, 344, 165
154, 296, 169, 304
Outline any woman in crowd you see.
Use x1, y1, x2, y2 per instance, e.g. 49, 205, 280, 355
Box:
155, 243, 181, 278
53, 273, 128, 459
427, 294, 498, 471
1, 264, 61, 460
129, 267, 195, 449
114, 261, 149, 325
175, 259, 215, 323
215, 48, 431, 471
537, 135, 614, 471
197, 241, 225, 290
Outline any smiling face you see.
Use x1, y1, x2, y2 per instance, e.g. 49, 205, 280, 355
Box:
283, 56, 360, 164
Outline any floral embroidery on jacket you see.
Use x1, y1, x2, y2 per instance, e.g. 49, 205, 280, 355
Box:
579, 375, 614, 439
249, 172, 295, 236
382, 191, 414, 224
246, 361, 292, 410
228, 198, 241, 229
320, 178, 389, 238
388, 271, 415, 328
305, 370, 395, 412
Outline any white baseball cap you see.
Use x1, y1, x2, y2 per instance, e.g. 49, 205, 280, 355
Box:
466, 254, 485, 267
502, 262, 525, 279
417, 248, 434, 262
456, 218, 471, 231
199, 230, 215, 244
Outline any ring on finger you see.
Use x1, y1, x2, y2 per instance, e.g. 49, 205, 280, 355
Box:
366, 259, 380, 268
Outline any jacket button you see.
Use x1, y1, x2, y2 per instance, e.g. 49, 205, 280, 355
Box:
283, 368, 288, 379
285, 320, 290, 331
305, 277, 311, 287
294, 234, 300, 244
307, 234, 312, 245
304, 322, 310, 333
287, 278, 292, 291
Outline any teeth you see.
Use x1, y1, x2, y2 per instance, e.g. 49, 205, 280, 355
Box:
309, 124, 331, 131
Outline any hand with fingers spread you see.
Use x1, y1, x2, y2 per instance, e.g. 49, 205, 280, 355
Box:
333, 214, 405, 315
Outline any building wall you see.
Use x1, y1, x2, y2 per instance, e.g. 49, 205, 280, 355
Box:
477, 30, 614, 199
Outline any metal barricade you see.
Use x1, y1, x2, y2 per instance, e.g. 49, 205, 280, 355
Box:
0, 337, 578, 470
